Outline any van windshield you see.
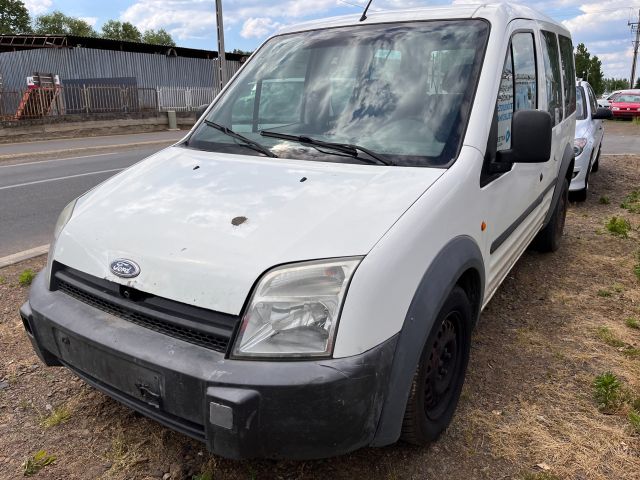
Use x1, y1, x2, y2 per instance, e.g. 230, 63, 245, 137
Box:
187, 20, 489, 167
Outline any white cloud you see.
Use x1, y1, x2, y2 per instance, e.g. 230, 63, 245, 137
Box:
240, 17, 282, 39
22, 0, 52, 15
78, 16, 98, 27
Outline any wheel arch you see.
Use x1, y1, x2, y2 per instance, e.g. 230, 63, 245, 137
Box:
371, 235, 484, 447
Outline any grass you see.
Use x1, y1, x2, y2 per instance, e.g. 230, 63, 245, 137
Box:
625, 317, 640, 329
596, 289, 612, 297
597, 326, 625, 347
634, 251, 640, 282
620, 189, 640, 213
22, 450, 56, 476
599, 195, 610, 205
0, 276, 5, 285
18, 269, 35, 287
593, 372, 622, 412
605, 216, 632, 237
629, 410, 640, 434
41, 405, 71, 428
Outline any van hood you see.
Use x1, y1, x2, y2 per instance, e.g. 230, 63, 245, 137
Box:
54, 146, 443, 315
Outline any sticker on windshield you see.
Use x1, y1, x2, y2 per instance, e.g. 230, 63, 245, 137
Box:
497, 75, 514, 151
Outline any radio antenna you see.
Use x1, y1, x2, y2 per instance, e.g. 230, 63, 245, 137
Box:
360, 0, 374, 22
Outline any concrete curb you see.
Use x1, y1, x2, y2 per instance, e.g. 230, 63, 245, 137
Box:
0, 139, 177, 163
0, 245, 49, 269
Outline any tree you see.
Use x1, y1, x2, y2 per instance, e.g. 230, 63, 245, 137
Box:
101, 20, 142, 43
232, 48, 253, 56
604, 78, 631, 92
0, 0, 30, 34
33, 11, 97, 36
635, 77, 640, 89
574, 43, 605, 95
141, 28, 175, 46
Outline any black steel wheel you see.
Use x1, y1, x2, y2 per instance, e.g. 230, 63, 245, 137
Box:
401, 286, 472, 446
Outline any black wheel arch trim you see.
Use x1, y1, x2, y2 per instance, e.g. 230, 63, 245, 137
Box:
371, 235, 485, 446
543, 143, 574, 227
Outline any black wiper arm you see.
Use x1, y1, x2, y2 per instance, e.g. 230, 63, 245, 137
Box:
203, 119, 277, 158
259, 130, 390, 165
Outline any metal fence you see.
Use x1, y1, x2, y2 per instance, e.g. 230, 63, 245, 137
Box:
0, 84, 219, 120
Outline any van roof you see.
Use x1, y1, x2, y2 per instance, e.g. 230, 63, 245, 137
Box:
279, 2, 569, 36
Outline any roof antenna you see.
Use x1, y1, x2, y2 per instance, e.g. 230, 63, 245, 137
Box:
360, 0, 374, 22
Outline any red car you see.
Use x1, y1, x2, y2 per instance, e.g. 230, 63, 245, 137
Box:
610, 91, 640, 118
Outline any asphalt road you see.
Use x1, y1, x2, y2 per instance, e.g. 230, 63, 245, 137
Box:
0, 146, 166, 258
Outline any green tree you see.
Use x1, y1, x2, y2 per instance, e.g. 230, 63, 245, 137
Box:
141, 28, 175, 46
635, 77, 640, 89
33, 11, 97, 36
588, 55, 604, 95
0, 0, 31, 34
575, 43, 591, 80
232, 48, 253, 55
101, 20, 142, 42
604, 78, 631, 92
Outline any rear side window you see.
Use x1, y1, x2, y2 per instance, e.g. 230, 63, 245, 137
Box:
496, 32, 538, 151
541, 31, 563, 126
586, 84, 598, 113
576, 86, 587, 120
558, 35, 576, 115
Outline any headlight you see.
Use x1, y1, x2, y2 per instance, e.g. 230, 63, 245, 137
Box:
45, 199, 78, 287
232, 257, 362, 359
612, 107, 620, 111
573, 137, 587, 157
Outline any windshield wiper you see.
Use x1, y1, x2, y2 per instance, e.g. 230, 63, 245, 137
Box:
203, 120, 277, 158
259, 130, 390, 165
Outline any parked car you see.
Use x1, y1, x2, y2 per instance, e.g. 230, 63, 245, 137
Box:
610, 90, 640, 119
598, 90, 622, 109
571, 80, 612, 201
20, 3, 577, 460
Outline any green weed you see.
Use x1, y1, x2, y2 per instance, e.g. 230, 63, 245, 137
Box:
606, 216, 632, 237
634, 252, 640, 282
625, 317, 640, 330
23, 450, 56, 476
599, 195, 611, 205
597, 326, 625, 347
629, 410, 640, 434
18, 269, 35, 287
0, 276, 5, 285
621, 189, 640, 213
42, 405, 71, 428
597, 289, 612, 298
594, 371, 622, 412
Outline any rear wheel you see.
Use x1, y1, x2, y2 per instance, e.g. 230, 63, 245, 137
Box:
401, 286, 472, 445
534, 178, 569, 252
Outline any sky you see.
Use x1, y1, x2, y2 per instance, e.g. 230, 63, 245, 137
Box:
21, 0, 640, 79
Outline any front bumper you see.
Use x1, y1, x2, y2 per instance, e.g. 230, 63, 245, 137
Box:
569, 147, 591, 192
612, 109, 640, 118
21, 272, 397, 459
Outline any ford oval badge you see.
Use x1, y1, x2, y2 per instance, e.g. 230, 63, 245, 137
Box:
110, 259, 140, 278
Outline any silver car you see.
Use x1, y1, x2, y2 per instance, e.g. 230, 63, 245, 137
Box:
571, 80, 612, 201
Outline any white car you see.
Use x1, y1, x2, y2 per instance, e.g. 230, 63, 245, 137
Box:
21, 3, 576, 459
571, 80, 612, 201
598, 90, 622, 109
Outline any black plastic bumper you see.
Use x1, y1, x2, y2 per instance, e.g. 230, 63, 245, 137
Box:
20, 272, 397, 459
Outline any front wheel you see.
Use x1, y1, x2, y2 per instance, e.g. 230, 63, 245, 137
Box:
400, 286, 472, 445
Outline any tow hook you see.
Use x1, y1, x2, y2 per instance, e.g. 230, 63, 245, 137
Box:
135, 382, 161, 408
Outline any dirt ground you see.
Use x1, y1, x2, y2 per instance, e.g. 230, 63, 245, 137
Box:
1, 155, 640, 480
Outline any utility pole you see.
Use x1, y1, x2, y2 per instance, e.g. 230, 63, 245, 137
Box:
629, 9, 640, 89
215, 0, 227, 92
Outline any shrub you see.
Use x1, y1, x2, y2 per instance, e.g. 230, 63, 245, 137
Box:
606, 216, 631, 237
594, 372, 622, 412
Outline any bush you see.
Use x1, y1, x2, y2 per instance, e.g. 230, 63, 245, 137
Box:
606, 217, 631, 237
594, 372, 622, 412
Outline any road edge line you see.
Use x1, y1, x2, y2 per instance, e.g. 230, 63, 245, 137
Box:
0, 245, 50, 269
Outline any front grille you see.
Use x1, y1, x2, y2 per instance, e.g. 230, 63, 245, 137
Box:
53, 264, 238, 353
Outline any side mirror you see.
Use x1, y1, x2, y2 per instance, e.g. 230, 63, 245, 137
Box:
497, 110, 552, 164
592, 107, 613, 120
196, 104, 209, 120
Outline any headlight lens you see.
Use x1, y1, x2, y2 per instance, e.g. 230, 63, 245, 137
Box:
612, 106, 620, 111
232, 257, 361, 359
45, 199, 78, 287
573, 137, 587, 157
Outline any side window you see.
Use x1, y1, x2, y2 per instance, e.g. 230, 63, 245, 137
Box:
496, 32, 537, 151
576, 86, 587, 120
587, 84, 598, 114
558, 35, 576, 115
541, 31, 563, 126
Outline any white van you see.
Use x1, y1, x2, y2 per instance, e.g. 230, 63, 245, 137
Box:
21, 3, 576, 459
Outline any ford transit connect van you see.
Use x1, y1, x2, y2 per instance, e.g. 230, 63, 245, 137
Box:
21, 3, 576, 459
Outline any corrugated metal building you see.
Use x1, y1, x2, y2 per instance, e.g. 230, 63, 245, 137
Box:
0, 35, 244, 91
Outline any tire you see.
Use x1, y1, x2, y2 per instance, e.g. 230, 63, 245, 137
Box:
400, 286, 472, 446
592, 147, 600, 173
534, 178, 569, 252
